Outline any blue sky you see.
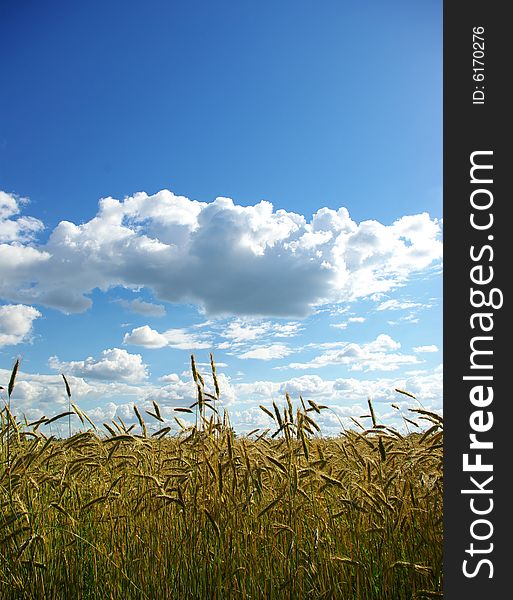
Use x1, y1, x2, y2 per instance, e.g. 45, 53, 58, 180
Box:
0, 0, 442, 435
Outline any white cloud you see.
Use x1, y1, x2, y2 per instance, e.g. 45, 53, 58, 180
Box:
48, 348, 149, 382
377, 299, 428, 311
193, 320, 215, 329
349, 316, 366, 323
150, 370, 237, 408
119, 298, 166, 317
279, 375, 333, 397
159, 373, 181, 383
0, 304, 42, 346
272, 322, 304, 337
218, 319, 303, 345
413, 344, 439, 353
0, 189, 442, 318
401, 364, 443, 408
163, 328, 212, 349
387, 313, 421, 326
0, 191, 44, 243
123, 325, 211, 350
281, 369, 442, 409
1, 363, 442, 436
196, 361, 228, 368
238, 344, 293, 361
288, 334, 419, 372
123, 325, 168, 348
221, 320, 270, 343
331, 316, 366, 329
229, 366, 442, 434
235, 380, 277, 398
0, 367, 155, 427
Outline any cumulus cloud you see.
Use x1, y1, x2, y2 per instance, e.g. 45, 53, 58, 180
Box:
0, 367, 157, 428
228, 366, 443, 433
0, 304, 42, 346
0, 189, 442, 318
279, 375, 333, 397
123, 325, 211, 349
1, 362, 442, 435
123, 325, 169, 348
48, 348, 149, 382
276, 368, 442, 410
150, 370, 237, 409
0, 191, 44, 243
287, 334, 420, 372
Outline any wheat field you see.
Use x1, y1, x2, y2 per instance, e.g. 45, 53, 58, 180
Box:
0, 358, 443, 599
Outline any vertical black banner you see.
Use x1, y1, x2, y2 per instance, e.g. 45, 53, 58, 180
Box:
444, 1, 508, 597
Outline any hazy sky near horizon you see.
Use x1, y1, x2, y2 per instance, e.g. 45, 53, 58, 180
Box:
0, 0, 442, 435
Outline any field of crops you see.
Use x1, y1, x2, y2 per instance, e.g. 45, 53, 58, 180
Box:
0, 359, 443, 599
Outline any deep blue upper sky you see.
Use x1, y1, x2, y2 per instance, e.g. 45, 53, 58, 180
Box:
1, 0, 441, 229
